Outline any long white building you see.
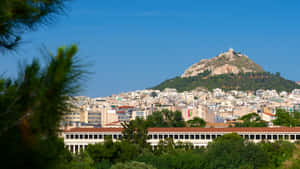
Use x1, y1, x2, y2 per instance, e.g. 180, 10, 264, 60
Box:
63, 127, 300, 153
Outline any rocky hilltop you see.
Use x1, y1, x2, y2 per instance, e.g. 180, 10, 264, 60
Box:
152, 48, 300, 92
181, 48, 264, 78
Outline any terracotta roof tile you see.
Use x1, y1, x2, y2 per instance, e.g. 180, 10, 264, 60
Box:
64, 127, 300, 133
119, 106, 134, 109
264, 112, 275, 117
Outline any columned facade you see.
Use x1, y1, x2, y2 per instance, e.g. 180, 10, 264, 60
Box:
63, 127, 300, 153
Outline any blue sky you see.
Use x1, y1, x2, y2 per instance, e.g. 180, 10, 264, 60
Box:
1, 0, 300, 97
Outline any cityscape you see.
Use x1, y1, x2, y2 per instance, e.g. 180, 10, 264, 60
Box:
2, 1, 300, 169
64, 87, 300, 129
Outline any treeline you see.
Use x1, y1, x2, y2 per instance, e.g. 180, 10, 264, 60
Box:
233, 110, 300, 128
64, 121, 298, 169
152, 71, 300, 92
137, 109, 206, 128
233, 113, 268, 127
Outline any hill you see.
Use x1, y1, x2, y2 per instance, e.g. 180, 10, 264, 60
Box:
152, 71, 300, 92
182, 48, 264, 78
152, 49, 299, 92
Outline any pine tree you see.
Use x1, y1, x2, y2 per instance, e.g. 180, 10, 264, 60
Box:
0, 45, 87, 169
0, 0, 69, 51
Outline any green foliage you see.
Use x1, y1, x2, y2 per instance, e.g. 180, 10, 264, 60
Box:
82, 133, 297, 169
110, 161, 156, 169
273, 109, 300, 127
154, 138, 193, 154
136, 151, 206, 169
138, 134, 296, 169
146, 109, 186, 127
121, 117, 150, 148
0, 0, 69, 51
234, 113, 268, 127
152, 71, 300, 92
0, 45, 86, 169
187, 117, 206, 127
67, 151, 96, 169
205, 133, 268, 169
284, 145, 300, 169
86, 138, 141, 164
260, 141, 295, 168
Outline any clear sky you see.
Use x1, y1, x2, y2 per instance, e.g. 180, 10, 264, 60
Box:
1, 0, 300, 97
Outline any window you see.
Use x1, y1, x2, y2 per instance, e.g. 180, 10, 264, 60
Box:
267, 135, 272, 140
169, 135, 173, 139
94, 135, 98, 139
80, 135, 83, 139
201, 135, 205, 139
66, 135, 69, 139
164, 135, 168, 139
99, 135, 102, 139
89, 135, 93, 139
284, 135, 289, 140
255, 135, 260, 140
159, 135, 163, 139
196, 135, 200, 140
250, 135, 254, 140
113, 135, 117, 139
244, 135, 249, 139
149, 135, 152, 139
154, 134, 157, 139
70, 135, 74, 139
212, 135, 216, 139
190, 135, 194, 140
262, 135, 266, 140
206, 135, 210, 140
85, 135, 88, 139
180, 135, 183, 139
273, 135, 277, 140
174, 135, 178, 139
296, 135, 300, 140
291, 135, 295, 140
185, 135, 189, 139
75, 135, 78, 139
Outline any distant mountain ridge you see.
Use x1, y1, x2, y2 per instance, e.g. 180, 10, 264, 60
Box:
182, 48, 264, 78
152, 49, 300, 92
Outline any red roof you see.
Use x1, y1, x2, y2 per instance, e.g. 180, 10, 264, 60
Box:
119, 106, 134, 109
64, 127, 300, 133
105, 121, 122, 126
117, 111, 125, 114
264, 112, 275, 117
111, 121, 121, 124
65, 128, 122, 132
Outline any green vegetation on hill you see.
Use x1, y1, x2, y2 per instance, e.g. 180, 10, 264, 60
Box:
273, 109, 300, 127
152, 71, 300, 92
233, 113, 268, 127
